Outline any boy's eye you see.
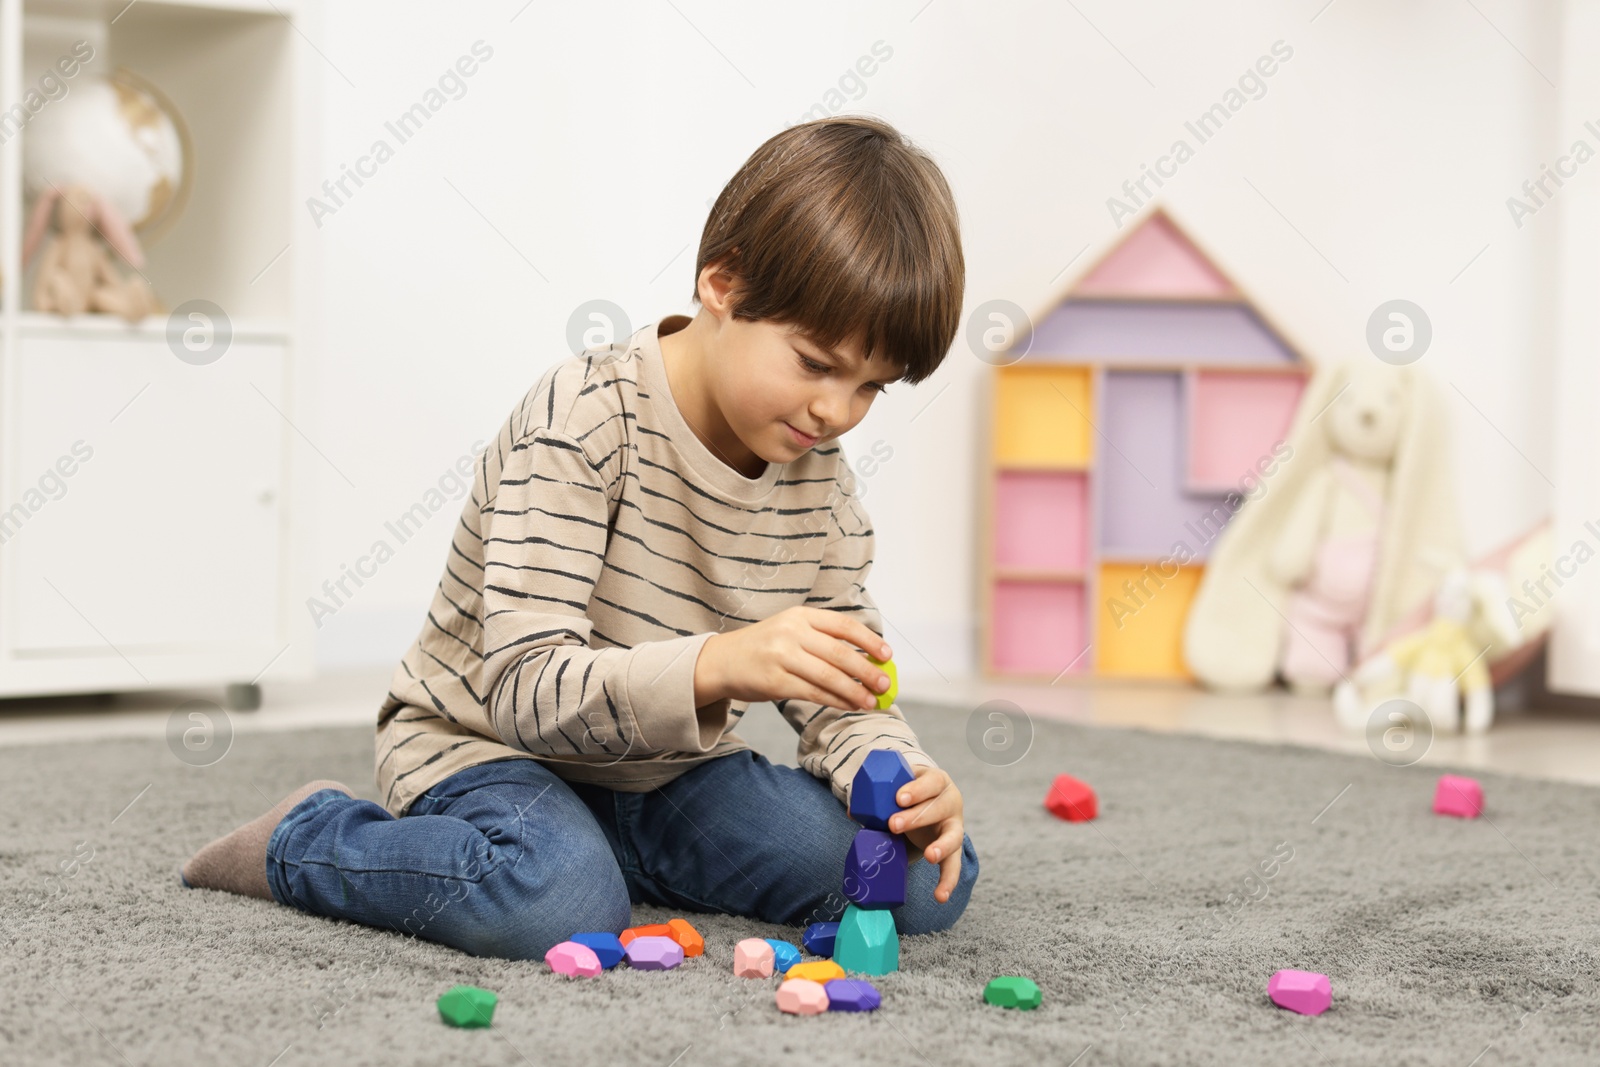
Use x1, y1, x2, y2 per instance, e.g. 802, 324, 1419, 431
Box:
796, 353, 890, 395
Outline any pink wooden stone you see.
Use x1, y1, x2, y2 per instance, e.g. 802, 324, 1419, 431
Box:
1433, 775, 1484, 818
733, 938, 775, 978
775, 978, 829, 1015
625, 935, 685, 970
1268, 969, 1331, 1015
545, 940, 603, 977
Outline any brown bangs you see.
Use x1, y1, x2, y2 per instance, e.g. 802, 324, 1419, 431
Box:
692, 116, 965, 386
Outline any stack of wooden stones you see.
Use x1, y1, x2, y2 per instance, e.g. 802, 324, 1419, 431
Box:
759, 748, 917, 1015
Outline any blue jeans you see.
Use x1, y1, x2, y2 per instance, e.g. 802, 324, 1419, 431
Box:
265, 750, 980, 961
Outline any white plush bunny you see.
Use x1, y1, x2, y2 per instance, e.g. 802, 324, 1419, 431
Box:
1184, 357, 1466, 694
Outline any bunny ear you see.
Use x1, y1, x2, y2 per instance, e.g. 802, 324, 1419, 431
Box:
89, 192, 146, 269
22, 186, 62, 266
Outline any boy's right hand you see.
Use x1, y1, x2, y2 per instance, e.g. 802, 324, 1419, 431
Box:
696, 607, 894, 711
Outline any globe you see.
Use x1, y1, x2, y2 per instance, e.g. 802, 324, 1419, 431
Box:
22, 67, 190, 239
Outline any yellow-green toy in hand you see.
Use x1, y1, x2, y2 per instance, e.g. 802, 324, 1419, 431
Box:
868, 656, 897, 710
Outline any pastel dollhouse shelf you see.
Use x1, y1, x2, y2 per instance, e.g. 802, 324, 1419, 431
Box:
980, 209, 1313, 682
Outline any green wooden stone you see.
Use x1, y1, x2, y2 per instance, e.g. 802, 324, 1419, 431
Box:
983, 975, 1041, 1010
436, 984, 498, 1028
833, 903, 898, 976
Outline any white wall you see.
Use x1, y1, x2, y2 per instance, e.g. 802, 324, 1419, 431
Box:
301, 0, 1564, 684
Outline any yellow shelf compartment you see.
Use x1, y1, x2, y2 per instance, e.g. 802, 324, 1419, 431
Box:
993, 364, 1095, 469
1093, 560, 1204, 679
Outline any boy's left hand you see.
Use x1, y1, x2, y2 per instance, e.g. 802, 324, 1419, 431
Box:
887, 765, 964, 903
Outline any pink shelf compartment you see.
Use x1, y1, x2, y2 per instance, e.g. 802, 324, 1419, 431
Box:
1185, 370, 1305, 493
993, 470, 1090, 573
990, 579, 1088, 676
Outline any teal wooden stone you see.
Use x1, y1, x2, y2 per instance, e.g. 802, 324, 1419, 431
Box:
436, 984, 497, 1028
833, 903, 898, 976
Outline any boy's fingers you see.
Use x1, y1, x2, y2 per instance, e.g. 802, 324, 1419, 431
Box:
924, 824, 961, 866
933, 845, 961, 902
896, 767, 942, 808
888, 792, 951, 835
808, 609, 891, 660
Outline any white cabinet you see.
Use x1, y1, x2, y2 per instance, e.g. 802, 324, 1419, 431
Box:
0, 0, 318, 700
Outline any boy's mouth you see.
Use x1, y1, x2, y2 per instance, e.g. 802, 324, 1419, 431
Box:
785, 423, 819, 447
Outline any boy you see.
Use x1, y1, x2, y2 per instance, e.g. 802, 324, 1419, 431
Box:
180, 115, 978, 961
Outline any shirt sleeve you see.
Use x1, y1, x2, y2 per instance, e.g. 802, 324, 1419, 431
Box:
778, 485, 938, 809
478, 426, 733, 761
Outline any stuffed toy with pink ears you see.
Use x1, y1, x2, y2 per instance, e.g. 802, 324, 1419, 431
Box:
21, 182, 161, 322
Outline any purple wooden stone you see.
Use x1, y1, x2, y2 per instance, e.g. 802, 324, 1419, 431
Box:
826, 978, 881, 1012
1268, 969, 1331, 1015
625, 935, 685, 971
842, 828, 906, 909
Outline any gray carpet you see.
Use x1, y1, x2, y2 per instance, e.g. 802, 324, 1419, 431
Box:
4, 699, 1598, 1067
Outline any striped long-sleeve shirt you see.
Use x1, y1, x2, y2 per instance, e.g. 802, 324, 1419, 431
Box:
374, 314, 936, 817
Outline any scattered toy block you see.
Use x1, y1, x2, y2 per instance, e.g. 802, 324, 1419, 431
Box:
983, 976, 1041, 1010
825, 977, 881, 1012
619, 923, 673, 946
849, 750, 916, 831
569, 932, 625, 970
1268, 969, 1331, 1015
833, 904, 898, 976
544, 940, 603, 978
786, 960, 846, 983
666, 917, 705, 957
625, 935, 685, 971
1432, 775, 1484, 818
1044, 773, 1098, 822
843, 828, 907, 909
436, 984, 497, 1028
734, 938, 775, 978
775, 978, 830, 1015
803, 921, 839, 958
764, 939, 802, 975
868, 656, 898, 711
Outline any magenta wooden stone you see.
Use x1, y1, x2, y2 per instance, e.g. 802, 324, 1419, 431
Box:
1432, 775, 1483, 818
1268, 969, 1331, 1015
625, 935, 685, 970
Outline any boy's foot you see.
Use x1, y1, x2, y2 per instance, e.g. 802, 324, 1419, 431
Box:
180, 780, 352, 899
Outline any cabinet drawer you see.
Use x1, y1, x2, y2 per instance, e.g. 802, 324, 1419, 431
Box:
5, 333, 286, 656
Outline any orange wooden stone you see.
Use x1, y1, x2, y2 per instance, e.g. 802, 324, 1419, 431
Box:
667, 918, 705, 957
619, 923, 673, 946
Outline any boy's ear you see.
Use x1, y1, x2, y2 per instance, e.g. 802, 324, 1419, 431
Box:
698, 256, 741, 316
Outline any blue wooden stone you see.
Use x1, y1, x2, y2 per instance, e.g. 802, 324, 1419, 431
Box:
764, 938, 802, 975
843, 828, 906, 909
849, 750, 915, 831
803, 921, 839, 957
569, 931, 625, 969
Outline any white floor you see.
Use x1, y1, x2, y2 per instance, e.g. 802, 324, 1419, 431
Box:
0, 668, 1596, 787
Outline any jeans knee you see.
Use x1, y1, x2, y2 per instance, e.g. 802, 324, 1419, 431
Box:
895, 833, 979, 937
446, 835, 631, 961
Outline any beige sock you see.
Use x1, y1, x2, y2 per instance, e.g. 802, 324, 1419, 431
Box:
180, 779, 352, 900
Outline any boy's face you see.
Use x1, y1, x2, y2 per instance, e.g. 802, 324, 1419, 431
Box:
712, 315, 902, 462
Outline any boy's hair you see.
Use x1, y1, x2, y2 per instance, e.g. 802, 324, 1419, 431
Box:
693, 116, 964, 386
